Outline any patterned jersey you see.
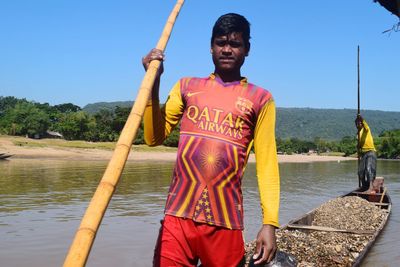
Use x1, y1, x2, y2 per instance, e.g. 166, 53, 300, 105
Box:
144, 74, 280, 229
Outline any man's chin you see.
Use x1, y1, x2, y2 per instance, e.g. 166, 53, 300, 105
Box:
217, 64, 236, 72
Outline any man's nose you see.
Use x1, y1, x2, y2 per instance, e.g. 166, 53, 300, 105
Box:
222, 44, 232, 53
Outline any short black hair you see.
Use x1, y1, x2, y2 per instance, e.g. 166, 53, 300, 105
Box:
211, 13, 251, 50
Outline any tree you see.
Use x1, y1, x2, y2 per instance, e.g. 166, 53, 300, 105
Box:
163, 123, 181, 147
113, 106, 130, 133
0, 96, 28, 115
377, 129, 400, 159
336, 136, 357, 156
93, 109, 117, 142
133, 121, 145, 145
55, 111, 93, 140
0, 102, 50, 137
54, 103, 82, 113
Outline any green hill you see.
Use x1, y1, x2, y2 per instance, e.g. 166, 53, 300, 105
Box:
83, 101, 400, 141
82, 101, 133, 114
276, 108, 400, 140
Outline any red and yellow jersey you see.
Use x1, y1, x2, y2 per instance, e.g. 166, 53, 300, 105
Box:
144, 74, 280, 229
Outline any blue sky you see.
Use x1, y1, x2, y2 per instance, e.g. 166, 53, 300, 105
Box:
1, 1, 399, 111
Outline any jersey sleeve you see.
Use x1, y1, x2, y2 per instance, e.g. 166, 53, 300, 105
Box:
143, 80, 184, 146
253, 99, 280, 227
360, 119, 376, 152
362, 119, 370, 132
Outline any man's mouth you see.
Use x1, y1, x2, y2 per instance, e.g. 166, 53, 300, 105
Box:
219, 57, 235, 63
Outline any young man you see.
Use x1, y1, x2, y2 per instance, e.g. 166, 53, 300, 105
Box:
355, 115, 377, 192
143, 13, 280, 267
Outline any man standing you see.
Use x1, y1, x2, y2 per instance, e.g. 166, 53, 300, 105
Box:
355, 115, 377, 192
143, 13, 280, 267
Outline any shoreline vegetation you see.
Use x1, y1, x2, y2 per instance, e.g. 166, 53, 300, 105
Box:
1, 97, 400, 159
0, 135, 356, 163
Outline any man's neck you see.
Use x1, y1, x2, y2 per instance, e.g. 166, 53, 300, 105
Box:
214, 71, 242, 83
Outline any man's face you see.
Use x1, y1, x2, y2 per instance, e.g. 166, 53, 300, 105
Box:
356, 121, 363, 131
211, 32, 249, 74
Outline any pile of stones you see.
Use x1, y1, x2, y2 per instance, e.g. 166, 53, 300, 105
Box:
244, 196, 388, 267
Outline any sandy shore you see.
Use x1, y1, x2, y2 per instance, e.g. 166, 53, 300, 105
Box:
0, 136, 355, 163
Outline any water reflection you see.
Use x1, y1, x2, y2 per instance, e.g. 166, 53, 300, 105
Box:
0, 158, 398, 267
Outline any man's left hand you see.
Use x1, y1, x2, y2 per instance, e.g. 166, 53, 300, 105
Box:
253, 224, 277, 265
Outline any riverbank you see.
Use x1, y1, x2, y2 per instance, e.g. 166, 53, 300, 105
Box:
0, 135, 356, 163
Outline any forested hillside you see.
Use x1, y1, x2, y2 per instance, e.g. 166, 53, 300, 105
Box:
276, 108, 400, 140
83, 102, 400, 140
2, 97, 400, 158
83, 101, 132, 114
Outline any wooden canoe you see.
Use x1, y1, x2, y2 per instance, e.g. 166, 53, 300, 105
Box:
0, 153, 13, 160
282, 187, 392, 266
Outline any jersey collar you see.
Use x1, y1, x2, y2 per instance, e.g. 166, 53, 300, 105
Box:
209, 73, 248, 86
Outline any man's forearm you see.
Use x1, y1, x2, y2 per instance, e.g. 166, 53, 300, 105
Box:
151, 77, 161, 101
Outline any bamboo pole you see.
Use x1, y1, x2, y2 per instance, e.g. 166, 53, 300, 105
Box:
379, 187, 387, 203
357, 46, 360, 117
63, 1, 185, 266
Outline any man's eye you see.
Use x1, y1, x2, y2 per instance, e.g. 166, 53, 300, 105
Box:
230, 43, 241, 48
229, 41, 243, 48
215, 40, 227, 47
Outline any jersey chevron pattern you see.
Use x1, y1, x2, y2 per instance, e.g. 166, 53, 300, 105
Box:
144, 74, 280, 229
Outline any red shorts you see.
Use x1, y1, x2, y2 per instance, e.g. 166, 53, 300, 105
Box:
153, 215, 244, 267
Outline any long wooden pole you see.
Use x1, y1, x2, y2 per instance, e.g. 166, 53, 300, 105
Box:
63, 1, 185, 266
357, 46, 360, 116
357, 45, 361, 188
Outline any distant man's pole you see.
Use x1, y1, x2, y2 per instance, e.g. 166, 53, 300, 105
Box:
357, 46, 360, 116
357, 45, 361, 188
63, 1, 185, 266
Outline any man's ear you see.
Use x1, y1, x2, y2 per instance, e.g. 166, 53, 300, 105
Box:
245, 43, 251, 56
210, 48, 213, 54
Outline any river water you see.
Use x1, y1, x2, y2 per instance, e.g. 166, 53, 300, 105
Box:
0, 158, 398, 266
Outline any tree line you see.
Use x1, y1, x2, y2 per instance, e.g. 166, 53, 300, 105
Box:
1, 96, 399, 159
0, 96, 179, 146
277, 134, 400, 159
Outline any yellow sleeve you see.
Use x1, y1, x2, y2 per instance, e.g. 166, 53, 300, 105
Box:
362, 119, 370, 132
253, 99, 280, 227
143, 81, 184, 146
360, 119, 376, 152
